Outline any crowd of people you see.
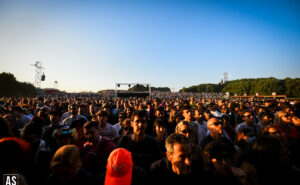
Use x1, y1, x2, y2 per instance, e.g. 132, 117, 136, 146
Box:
0, 94, 299, 185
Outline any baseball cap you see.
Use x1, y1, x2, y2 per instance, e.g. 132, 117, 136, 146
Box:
210, 110, 223, 118
105, 148, 133, 185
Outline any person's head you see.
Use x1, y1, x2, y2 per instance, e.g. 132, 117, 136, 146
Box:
175, 115, 184, 124
203, 141, 232, 175
12, 106, 23, 118
165, 133, 192, 175
70, 118, 86, 138
291, 105, 300, 127
181, 106, 192, 121
154, 119, 167, 137
175, 121, 193, 140
153, 98, 161, 106
96, 110, 108, 127
52, 127, 74, 147
169, 109, 178, 120
274, 111, 291, 126
241, 110, 255, 125
207, 118, 223, 136
21, 120, 43, 145
126, 107, 133, 118
262, 125, 281, 139
89, 104, 99, 115
118, 111, 127, 124
259, 112, 273, 127
50, 145, 82, 182
105, 148, 133, 185
121, 119, 133, 136
49, 110, 62, 125
130, 110, 147, 137
249, 136, 288, 178
78, 104, 87, 115
155, 108, 165, 119
219, 113, 229, 125
291, 115, 300, 128
220, 105, 228, 114
194, 109, 203, 123
103, 104, 112, 115
83, 121, 100, 145
69, 104, 78, 116
0, 137, 30, 172
236, 127, 256, 144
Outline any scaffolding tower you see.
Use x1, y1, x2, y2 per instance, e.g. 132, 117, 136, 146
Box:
31, 61, 45, 88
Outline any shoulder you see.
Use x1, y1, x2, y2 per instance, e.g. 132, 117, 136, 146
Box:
117, 135, 131, 147
145, 135, 157, 141
151, 158, 170, 174
101, 136, 114, 144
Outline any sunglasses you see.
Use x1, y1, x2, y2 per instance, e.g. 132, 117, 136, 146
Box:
180, 129, 191, 134
243, 115, 252, 118
123, 127, 132, 131
213, 121, 222, 126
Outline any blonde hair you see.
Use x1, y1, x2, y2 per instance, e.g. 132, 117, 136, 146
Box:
175, 121, 192, 133
50, 145, 82, 170
274, 111, 286, 126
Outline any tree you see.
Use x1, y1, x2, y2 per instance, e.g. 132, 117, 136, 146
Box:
0, 72, 37, 97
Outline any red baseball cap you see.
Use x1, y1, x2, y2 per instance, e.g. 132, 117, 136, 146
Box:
105, 148, 133, 185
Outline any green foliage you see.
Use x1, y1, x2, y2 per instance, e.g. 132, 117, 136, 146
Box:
0, 72, 37, 97
128, 84, 170, 92
179, 83, 221, 93
179, 77, 300, 97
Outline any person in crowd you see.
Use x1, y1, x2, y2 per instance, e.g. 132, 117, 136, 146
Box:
203, 141, 247, 185
201, 118, 235, 156
94, 148, 150, 185
153, 118, 167, 157
0, 137, 30, 185
113, 118, 133, 144
96, 110, 119, 140
258, 111, 273, 128
193, 109, 208, 143
42, 110, 63, 150
151, 133, 208, 185
236, 110, 262, 137
11, 106, 31, 136
63, 104, 88, 126
70, 118, 87, 151
82, 121, 116, 175
46, 145, 94, 185
175, 121, 203, 164
242, 136, 298, 185
52, 127, 75, 150
112, 111, 127, 135
274, 110, 300, 144
181, 106, 199, 144
118, 110, 162, 171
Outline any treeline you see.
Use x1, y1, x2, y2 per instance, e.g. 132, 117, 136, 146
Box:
0, 72, 37, 97
128, 84, 171, 92
179, 78, 300, 97
180, 84, 222, 93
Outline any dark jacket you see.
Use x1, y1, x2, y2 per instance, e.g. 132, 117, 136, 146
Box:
150, 158, 209, 185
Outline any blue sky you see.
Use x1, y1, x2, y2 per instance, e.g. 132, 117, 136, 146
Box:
0, 0, 299, 92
